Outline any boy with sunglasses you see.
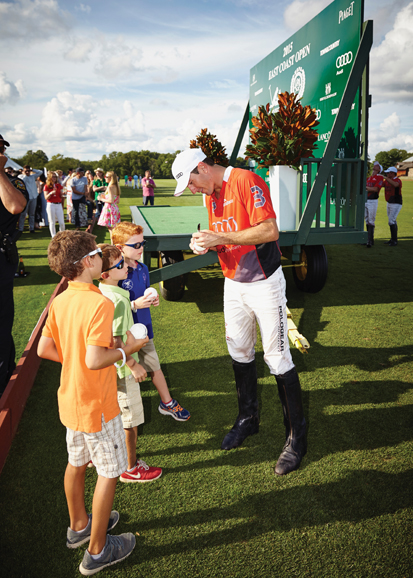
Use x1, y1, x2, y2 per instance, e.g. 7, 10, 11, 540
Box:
112, 221, 191, 422
98, 243, 162, 484
37, 230, 149, 575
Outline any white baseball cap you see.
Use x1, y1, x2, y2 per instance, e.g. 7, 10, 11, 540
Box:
373, 161, 383, 172
385, 166, 397, 174
172, 148, 206, 196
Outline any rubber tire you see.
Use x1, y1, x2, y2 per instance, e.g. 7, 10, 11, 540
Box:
158, 251, 186, 301
292, 245, 328, 293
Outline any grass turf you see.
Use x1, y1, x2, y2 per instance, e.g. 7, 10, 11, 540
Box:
1, 180, 412, 577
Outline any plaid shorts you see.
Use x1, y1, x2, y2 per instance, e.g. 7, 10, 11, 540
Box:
137, 338, 161, 373
66, 414, 127, 478
117, 373, 145, 429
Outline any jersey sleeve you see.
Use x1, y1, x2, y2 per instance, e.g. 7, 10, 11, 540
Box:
87, 299, 115, 347
236, 171, 276, 227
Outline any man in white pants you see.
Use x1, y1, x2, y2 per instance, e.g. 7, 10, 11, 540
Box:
172, 149, 307, 476
365, 162, 384, 248
382, 167, 403, 246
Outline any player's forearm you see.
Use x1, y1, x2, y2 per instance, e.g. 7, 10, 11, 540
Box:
37, 336, 61, 363
211, 219, 279, 246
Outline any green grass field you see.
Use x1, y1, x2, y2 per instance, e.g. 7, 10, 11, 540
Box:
1, 180, 412, 577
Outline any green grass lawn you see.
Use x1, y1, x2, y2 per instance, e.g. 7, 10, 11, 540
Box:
1, 179, 412, 577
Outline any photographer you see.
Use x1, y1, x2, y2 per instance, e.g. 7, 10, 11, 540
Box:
0, 135, 29, 396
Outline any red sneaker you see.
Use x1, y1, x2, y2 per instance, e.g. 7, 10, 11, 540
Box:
120, 460, 162, 483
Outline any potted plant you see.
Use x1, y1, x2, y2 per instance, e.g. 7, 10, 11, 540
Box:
245, 91, 319, 230
190, 128, 229, 166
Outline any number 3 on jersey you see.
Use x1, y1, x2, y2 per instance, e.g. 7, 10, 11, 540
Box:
251, 185, 266, 208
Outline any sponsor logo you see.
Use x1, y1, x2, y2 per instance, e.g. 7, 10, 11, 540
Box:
331, 103, 355, 115
339, 1, 355, 24
123, 279, 133, 290
315, 109, 322, 121
290, 67, 306, 100
255, 87, 263, 96
269, 85, 280, 112
320, 84, 337, 101
325, 83, 331, 96
212, 200, 217, 212
278, 306, 285, 352
320, 39, 340, 56
318, 131, 331, 142
250, 74, 257, 86
223, 199, 233, 207
251, 104, 257, 112
176, 171, 183, 179
336, 51, 353, 69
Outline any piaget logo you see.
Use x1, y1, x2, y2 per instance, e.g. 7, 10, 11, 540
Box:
339, 1, 355, 24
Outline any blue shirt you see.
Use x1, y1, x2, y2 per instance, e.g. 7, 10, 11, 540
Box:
71, 176, 88, 200
118, 261, 154, 339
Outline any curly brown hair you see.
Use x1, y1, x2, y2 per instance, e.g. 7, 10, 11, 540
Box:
47, 230, 97, 280
111, 221, 143, 245
97, 243, 122, 281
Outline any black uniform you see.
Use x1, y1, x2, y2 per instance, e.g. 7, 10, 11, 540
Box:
0, 176, 28, 395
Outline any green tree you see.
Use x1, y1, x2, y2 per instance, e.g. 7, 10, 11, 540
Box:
375, 149, 412, 170
12, 149, 49, 168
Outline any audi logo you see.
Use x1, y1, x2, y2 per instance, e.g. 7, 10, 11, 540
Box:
336, 51, 353, 68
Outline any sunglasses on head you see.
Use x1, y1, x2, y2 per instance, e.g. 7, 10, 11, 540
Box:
123, 241, 147, 249
103, 257, 124, 272
73, 248, 102, 264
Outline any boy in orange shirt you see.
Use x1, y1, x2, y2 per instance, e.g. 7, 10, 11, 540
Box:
38, 230, 148, 576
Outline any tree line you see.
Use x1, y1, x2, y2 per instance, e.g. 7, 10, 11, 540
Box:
11, 147, 411, 177
11, 149, 249, 177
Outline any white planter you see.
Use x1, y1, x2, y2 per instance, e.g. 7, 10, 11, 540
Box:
268, 165, 299, 231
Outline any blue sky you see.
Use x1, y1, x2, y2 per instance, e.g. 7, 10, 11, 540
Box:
1, 0, 413, 162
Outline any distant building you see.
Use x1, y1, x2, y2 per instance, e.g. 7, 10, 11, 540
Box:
397, 156, 413, 177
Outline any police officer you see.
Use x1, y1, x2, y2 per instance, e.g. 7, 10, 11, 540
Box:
0, 135, 29, 396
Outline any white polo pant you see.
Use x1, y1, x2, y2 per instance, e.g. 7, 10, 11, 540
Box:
46, 202, 65, 237
386, 203, 402, 225
364, 199, 378, 226
224, 266, 294, 376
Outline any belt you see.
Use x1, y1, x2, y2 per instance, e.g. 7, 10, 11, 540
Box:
48, 201, 61, 204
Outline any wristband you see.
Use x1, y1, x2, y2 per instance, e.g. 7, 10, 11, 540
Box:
114, 348, 126, 369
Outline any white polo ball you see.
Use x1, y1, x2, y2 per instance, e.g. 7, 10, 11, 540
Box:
144, 287, 158, 300
130, 323, 148, 339
193, 242, 205, 253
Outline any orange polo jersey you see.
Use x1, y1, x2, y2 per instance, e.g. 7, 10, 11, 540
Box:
205, 168, 281, 282
42, 282, 119, 433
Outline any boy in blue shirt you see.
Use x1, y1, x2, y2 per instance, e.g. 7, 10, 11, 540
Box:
112, 221, 190, 421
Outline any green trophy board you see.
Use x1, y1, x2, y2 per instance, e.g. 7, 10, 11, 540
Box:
249, 0, 363, 226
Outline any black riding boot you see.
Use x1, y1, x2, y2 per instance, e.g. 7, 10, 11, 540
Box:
221, 359, 259, 450
275, 367, 307, 475
389, 223, 398, 246
366, 224, 374, 248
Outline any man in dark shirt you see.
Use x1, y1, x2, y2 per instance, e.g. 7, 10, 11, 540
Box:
0, 135, 29, 395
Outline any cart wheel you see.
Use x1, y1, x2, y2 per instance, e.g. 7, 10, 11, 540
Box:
292, 245, 328, 293
158, 251, 186, 301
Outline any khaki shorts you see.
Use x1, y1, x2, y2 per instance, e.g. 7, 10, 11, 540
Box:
137, 338, 161, 373
117, 373, 145, 429
66, 414, 127, 478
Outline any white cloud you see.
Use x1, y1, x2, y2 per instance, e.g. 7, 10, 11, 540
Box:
370, 2, 413, 103
0, 72, 25, 105
94, 36, 144, 78
369, 112, 413, 157
0, 123, 37, 146
64, 38, 94, 62
39, 92, 99, 141
0, 0, 71, 42
283, 0, 332, 31
76, 3, 91, 13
